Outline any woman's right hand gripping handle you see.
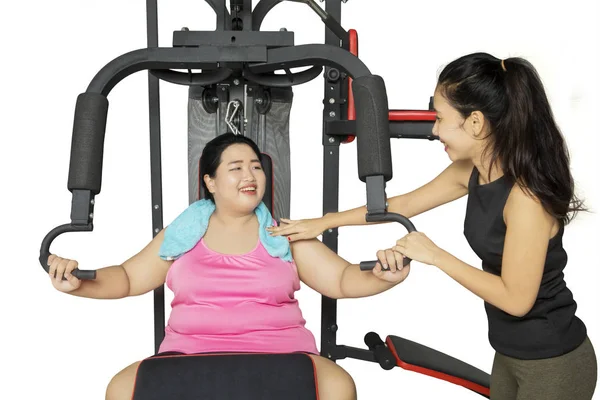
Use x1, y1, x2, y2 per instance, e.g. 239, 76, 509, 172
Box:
47, 254, 83, 293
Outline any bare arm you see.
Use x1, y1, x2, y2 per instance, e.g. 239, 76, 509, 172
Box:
269, 160, 473, 240
52, 229, 173, 299
327, 159, 472, 227
290, 239, 409, 299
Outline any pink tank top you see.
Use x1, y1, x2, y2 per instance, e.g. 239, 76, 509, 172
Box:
158, 237, 318, 355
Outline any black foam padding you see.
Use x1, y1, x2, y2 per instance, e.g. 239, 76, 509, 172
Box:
387, 335, 490, 389
132, 353, 318, 400
67, 93, 109, 194
352, 75, 392, 182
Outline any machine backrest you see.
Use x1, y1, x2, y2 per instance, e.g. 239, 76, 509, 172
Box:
188, 85, 292, 220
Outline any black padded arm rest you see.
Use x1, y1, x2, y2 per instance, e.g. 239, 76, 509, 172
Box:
386, 335, 491, 398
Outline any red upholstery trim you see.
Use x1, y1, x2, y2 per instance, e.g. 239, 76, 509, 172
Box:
308, 356, 320, 400
385, 337, 490, 397
389, 110, 436, 121
130, 362, 141, 400
343, 29, 358, 144
141, 351, 317, 360
347, 29, 358, 122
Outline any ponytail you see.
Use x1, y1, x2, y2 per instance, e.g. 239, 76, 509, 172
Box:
438, 53, 585, 224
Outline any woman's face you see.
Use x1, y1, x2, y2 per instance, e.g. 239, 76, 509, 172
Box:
204, 143, 266, 214
432, 88, 487, 162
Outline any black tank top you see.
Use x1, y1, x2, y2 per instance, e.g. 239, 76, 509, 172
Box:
463, 167, 586, 360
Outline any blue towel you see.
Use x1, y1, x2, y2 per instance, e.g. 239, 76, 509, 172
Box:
158, 199, 293, 262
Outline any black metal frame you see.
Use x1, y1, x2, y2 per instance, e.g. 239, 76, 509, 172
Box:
142, 0, 434, 360
140, 0, 380, 353
146, 0, 166, 353
39, 0, 492, 397
318, 0, 435, 363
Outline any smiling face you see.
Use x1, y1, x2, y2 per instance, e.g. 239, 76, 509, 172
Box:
203, 143, 266, 215
432, 88, 489, 163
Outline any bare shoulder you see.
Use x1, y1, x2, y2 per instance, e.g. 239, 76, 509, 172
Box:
290, 238, 324, 257
122, 228, 174, 296
505, 183, 545, 212
504, 183, 557, 235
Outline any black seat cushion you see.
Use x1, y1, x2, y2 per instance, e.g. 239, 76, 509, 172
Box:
132, 352, 318, 400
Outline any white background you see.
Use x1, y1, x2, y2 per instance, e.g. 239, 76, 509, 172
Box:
1, 0, 598, 398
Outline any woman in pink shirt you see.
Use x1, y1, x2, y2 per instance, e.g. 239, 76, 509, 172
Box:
47, 133, 410, 400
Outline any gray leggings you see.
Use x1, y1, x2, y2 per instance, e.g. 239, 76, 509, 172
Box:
491, 336, 597, 400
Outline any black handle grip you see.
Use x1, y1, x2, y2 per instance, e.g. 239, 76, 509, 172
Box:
364, 332, 395, 370
360, 211, 416, 271
360, 257, 410, 271
39, 223, 96, 280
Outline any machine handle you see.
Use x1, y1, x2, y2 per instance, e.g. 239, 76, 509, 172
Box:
359, 212, 416, 271
39, 223, 96, 280
365, 332, 395, 370
38, 91, 108, 282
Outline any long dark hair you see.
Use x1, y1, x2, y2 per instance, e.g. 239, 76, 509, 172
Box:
437, 52, 585, 224
199, 132, 262, 202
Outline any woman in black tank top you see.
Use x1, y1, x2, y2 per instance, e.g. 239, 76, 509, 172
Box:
389, 53, 597, 399
269, 52, 597, 399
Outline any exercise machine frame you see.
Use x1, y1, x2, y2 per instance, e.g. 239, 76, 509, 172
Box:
147, 1, 490, 397
39, 0, 491, 398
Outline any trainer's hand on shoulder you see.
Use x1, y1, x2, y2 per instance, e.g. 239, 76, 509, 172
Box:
371, 248, 410, 284
48, 254, 82, 293
267, 217, 327, 242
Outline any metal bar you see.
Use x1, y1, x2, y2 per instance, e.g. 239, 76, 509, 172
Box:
389, 121, 437, 140
229, 76, 246, 135
86, 46, 268, 95
243, 0, 253, 31
216, 83, 230, 135
320, 0, 343, 362
284, 0, 347, 47
172, 30, 294, 48
146, 0, 165, 354
335, 345, 377, 363
248, 44, 370, 77
86, 44, 370, 97
229, 0, 253, 30
325, 120, 438, 140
